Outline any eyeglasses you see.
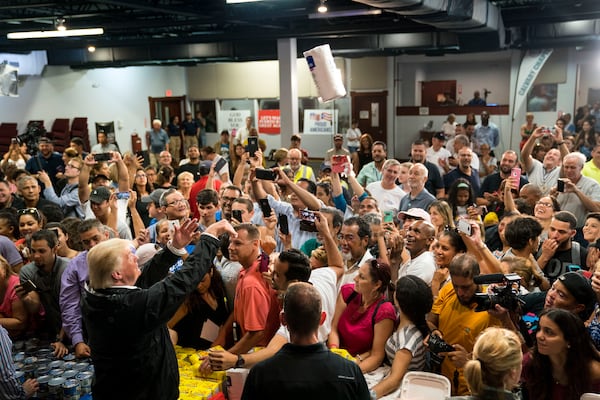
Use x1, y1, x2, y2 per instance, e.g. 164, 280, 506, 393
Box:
221, 196, 237, 203
166, 198, 186, 207
18, 208, 41, 221
135, 174, 147, 178
66, 163, 81, 170
536, 201, 553, 208
337, 234, 357, 242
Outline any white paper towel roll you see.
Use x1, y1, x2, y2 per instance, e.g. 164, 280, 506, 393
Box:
303, 44, 347, 102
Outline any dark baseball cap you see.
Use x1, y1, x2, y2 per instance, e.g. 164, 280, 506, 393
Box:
557, 271, 596, 320
141, 188, 167, 205
89, 186, 111, 204
433, 132, 447, 141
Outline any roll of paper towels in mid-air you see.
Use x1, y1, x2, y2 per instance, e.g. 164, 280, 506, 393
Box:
303, 44, 347, 102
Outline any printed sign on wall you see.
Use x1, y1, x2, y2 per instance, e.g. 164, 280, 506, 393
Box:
258, 110, 280, 134
303, 109, 338, 134
218, 110, 251, 134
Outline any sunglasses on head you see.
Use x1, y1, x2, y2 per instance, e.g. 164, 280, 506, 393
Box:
18, 208, 41, 221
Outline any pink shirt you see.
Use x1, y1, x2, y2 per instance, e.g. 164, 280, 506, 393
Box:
0, 274, 20, 317
338, 283, 396, 356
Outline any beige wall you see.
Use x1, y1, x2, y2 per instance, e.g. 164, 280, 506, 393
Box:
186, 58, 354, 99
350, 57, 388, 90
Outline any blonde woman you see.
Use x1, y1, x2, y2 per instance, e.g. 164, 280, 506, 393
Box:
451, 328, 522, 399
177, 171, 195, 203
428, 200, 455, 238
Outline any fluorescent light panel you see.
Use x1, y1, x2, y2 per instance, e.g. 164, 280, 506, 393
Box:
7, 28, 104, 39
226, 0, 263, 3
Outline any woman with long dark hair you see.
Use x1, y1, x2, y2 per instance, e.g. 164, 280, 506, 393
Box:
131, 168, 152, 227
575, 119, 596, 160
168, 263, 231, 349
371, 275, 433, 398
431, 228, 467, 297
328, 259, 396, 373
352, 133, 374, 174
522, 308, 600, 400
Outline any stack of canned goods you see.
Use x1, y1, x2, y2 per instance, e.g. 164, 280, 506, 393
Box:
12, 341, 95, 400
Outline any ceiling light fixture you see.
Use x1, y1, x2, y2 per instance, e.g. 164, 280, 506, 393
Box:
318, 0, 328, 13
87, 45, 96, 53
7, 27, 104, 40
55, 17, 66, 31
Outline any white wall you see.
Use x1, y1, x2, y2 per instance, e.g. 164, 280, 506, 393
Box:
0, 65, 187, 153
392, 49, 582, 159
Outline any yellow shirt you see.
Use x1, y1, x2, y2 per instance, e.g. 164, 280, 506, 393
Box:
582, 160, 600, 185
431, 282, 501, 395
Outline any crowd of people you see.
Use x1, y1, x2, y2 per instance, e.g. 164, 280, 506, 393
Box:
1, 109, 600, 400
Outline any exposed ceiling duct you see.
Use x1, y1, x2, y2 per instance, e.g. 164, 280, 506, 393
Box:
0, 0, 598, 67
353, 0, 507, 49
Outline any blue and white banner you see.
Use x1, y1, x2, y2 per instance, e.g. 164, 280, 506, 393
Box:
513, 49, 553, 115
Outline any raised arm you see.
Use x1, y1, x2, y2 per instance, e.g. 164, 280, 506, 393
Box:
127, 191, 146, 237
79, 154, 95, 203
503, 178, 519, 214
276, 168, 321, 210
314, 211, 343, 280
521, 127, 544, 173
112, 151, 130, 193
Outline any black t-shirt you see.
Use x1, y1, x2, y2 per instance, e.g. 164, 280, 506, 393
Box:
538, 242, 588, 282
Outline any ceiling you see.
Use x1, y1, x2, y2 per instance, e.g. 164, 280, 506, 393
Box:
0, 0, 599, 68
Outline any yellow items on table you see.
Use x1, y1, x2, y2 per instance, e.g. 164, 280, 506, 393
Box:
175, 345, 227, 400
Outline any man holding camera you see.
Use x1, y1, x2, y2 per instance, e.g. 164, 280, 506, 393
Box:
38, 157, 84, 219
554, 152, 600, 241
521, 126, 567, 196
251, 166, 322, 249
426, 254, 502, 395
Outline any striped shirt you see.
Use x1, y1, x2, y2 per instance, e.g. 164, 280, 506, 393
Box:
385, 323, 426, 372
0, 325, 25, 399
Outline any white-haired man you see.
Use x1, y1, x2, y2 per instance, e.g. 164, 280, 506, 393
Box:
555, 152, 600, 240
365, 159, 406, 212
399, 163, 435, 212
147, 119, 170, 167
82, 219, 234, 400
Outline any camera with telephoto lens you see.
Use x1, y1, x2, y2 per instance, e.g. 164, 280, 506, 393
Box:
473, 273, 524, 313
427, 333, 455, 371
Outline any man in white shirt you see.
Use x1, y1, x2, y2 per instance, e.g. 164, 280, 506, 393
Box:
365, 159, 406, 212
427, 132, 452, 177
91, 131, 118, 154
521, 126, 568, 196
399, 220, 436, 284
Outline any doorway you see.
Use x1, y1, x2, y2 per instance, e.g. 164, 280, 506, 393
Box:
351, 91, 388, 145
148, 96, 186, 127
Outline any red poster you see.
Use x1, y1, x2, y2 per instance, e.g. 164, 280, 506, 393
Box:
258, 110, 280, 134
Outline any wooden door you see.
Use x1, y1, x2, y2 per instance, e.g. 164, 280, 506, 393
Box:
148, 96, 186, 127
351, 91, 387, 144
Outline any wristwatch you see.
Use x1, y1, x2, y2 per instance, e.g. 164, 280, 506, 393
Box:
235, 354, 245, 368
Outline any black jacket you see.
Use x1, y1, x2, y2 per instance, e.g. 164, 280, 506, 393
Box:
82, 235, 219, 400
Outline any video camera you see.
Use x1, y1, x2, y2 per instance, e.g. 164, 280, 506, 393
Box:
427, 333, 455, 371
473, 273, 524, 313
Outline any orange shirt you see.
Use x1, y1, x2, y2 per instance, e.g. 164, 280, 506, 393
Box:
233, 260, 280, 346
